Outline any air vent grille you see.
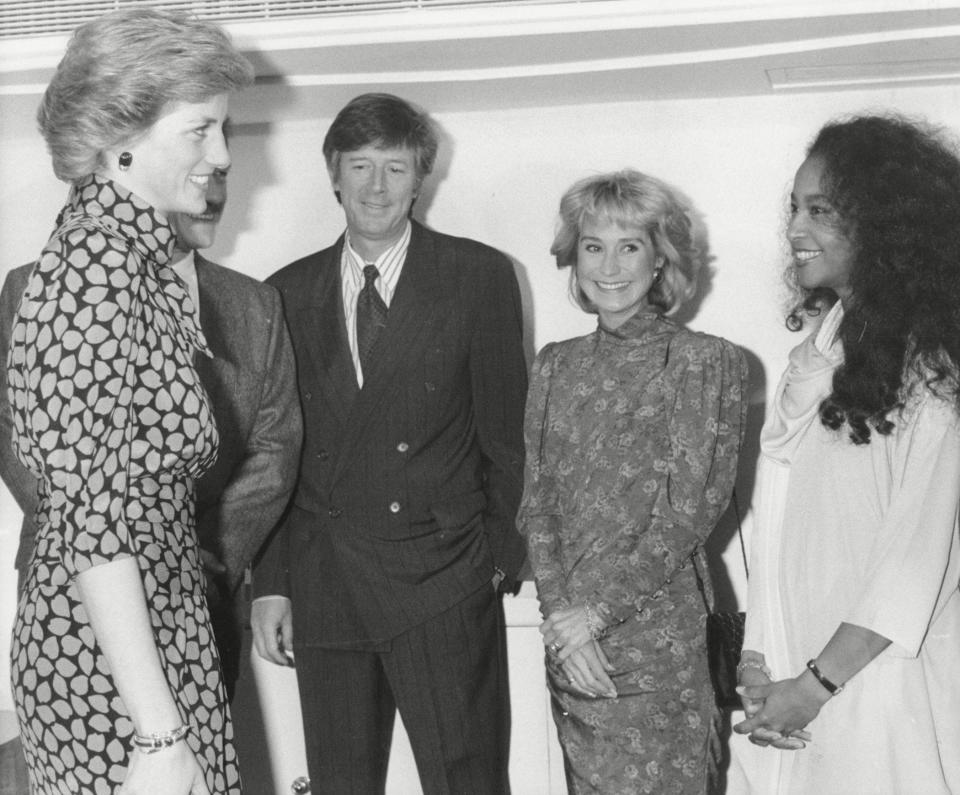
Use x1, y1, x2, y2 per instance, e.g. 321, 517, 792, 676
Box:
0, 0, 586, 39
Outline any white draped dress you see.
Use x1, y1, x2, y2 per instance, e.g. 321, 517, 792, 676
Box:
728, 303, 960, 795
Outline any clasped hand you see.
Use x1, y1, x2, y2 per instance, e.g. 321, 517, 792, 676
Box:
540, 606, 617, 699
120, 744, 210, 795
733, 670, 825, 751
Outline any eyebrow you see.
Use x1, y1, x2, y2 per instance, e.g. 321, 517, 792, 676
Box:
791, 191, 832, 203
579, 233, 647, 241
344, 153, 410, 163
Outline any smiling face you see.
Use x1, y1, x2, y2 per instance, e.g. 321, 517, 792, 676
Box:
170, 167, 227, 253
332, 145, 420, 262
788, 155, 856, 305
110, 93, 231, 217
575, 216, 660, 329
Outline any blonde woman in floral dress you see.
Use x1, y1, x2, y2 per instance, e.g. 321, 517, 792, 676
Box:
519, 170, 747, 794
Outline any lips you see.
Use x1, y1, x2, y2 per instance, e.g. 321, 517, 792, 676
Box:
595, 281, 631, 291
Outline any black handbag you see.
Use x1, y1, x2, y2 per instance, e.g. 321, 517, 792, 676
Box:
692, 492, 748, 710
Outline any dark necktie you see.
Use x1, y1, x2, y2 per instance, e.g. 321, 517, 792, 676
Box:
357, 264, 388, 374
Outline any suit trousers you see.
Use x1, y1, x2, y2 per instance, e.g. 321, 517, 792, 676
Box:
294, 584, 511, 795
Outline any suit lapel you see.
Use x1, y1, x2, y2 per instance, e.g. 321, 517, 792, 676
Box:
302, 240, 358, 430
334, 224, 448, 478
195, 255, 231, 364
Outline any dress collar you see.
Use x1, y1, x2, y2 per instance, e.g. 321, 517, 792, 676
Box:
761, 301, 845, 463
598, 308, 670, 342
59, 174, 176, 266
56, 175, 208, 356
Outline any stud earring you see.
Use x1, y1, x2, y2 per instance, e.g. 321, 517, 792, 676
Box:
653, 267, 664, 283
118, 152, 133, 171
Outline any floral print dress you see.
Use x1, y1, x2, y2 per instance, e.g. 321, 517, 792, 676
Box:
519, 310, 747, 795
7, 175, 239, 794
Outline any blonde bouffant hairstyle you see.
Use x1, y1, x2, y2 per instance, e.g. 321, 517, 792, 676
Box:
38, 7, 253, 182
551, 169, 702, 315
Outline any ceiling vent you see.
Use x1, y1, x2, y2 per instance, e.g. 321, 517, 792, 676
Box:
0, 0, 584, 39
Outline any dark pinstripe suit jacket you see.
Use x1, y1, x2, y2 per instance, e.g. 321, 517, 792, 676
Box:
254, 221, 527, 647
1, 255, 302, 596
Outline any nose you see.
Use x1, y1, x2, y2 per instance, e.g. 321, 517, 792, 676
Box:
207, 128, 231, 171
369, 165, 387, 193
787, 212, 806, 242
599, 249, 619, 275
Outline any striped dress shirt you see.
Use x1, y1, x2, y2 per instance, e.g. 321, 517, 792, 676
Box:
340, 222, 411, 387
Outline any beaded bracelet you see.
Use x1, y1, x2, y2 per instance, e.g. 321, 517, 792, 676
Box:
736, 659, 773, 679
806, 659, 844, 696
133, 724, 190, 754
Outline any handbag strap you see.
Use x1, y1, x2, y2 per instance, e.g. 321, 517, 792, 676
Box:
691, 490, 747, 614
731, 490, 748, 579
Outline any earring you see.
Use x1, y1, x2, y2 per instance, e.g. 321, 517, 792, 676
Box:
653, 267, 664, 284
118, 152, 133, 171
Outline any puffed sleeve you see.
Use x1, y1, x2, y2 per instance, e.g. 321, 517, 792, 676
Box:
517, 342, 571, 617
8, 226, 142, 577
590, 334, 748, 628
845, 392, 960, 656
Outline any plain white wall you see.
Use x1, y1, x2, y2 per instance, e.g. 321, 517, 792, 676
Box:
3, 77, 960, 725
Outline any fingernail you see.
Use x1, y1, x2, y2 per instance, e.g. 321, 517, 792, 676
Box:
735, 686, 745, 694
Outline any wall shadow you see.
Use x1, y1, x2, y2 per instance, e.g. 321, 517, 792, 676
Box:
704, 346, 767, 613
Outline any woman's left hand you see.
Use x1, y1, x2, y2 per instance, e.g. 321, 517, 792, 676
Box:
560, 642, 617, 699
541, 606, 593, 660
733, 673, 826, 749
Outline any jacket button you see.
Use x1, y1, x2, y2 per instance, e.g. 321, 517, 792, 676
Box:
396, 442, 409, 453
389, 501, 401, 514
328, 507, 341, 518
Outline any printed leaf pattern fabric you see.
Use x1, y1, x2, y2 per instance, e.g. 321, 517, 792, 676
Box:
8, 176, 239, 794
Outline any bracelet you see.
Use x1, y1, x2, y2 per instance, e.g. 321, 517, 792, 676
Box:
584, 604, 608, 640
132, 724, 190, 754
736, 659, 772, 679
806, 659, 844, 696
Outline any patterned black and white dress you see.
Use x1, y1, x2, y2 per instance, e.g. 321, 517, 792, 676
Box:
8, 175, 240, 793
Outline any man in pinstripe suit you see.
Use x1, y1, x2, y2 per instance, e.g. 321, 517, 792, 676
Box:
251, 93, 527, 794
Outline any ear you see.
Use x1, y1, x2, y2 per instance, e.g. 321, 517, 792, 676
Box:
97, 146, 126, 181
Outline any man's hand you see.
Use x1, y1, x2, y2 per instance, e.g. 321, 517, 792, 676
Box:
251, 597, 294, 666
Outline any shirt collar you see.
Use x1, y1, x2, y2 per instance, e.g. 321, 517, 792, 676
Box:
343, 221, 412, 283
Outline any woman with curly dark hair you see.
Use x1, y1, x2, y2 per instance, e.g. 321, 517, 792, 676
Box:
728, 114, 960, 794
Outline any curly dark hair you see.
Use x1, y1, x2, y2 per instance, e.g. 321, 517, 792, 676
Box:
786, 113, 960, 444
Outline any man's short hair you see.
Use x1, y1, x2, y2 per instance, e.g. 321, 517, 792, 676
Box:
323, 93, 438, 181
